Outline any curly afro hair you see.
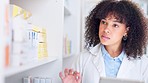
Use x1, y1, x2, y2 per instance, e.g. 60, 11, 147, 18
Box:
85, 0, 148, 58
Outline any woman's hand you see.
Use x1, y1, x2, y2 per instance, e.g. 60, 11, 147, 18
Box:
59, 68, 81, 83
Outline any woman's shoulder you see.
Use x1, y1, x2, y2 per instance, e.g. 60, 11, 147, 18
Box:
80, 44, 101, 57
140, 55, 148, 73
78, 45, 101, 62
78, 49, 92, 59
141, 55, 148, 64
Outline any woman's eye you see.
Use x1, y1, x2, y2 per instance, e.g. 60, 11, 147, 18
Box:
101, 20, 106, 25
113, 24, 119, 28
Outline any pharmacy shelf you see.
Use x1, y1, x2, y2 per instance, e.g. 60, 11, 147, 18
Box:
4, 56, 57, 77
63, 54, 73, 59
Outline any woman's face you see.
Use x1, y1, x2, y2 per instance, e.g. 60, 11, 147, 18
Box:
99, 15, 128, 47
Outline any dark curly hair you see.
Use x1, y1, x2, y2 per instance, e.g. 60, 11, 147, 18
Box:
85, 0, 148, 58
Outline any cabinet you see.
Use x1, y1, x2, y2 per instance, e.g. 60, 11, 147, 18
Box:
0, 0, 64, 83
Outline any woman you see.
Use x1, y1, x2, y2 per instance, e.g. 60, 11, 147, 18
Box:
60, 0, 148, 83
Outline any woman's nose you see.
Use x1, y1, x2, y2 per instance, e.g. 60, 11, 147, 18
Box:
104, 26, 110, 34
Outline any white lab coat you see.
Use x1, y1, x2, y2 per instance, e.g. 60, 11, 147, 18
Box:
71, 44, 148, 83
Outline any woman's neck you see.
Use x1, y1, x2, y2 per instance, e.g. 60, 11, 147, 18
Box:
104, 44, 123, 58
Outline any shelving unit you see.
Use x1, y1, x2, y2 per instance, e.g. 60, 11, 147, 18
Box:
62, 0, 82, 70
0, 0, 64, 83
63, 0, 81, 58
5, 56, 57, 77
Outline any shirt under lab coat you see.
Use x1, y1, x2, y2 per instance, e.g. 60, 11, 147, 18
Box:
71, 44, 148, 83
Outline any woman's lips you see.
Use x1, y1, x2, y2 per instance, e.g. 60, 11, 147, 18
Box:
101, 35, 110, 40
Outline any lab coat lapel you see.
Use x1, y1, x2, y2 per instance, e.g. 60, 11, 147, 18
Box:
117, 56, 135, 78
93, 54, 106, 77
90, 44, 106, 77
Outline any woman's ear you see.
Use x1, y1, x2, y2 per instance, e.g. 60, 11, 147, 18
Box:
123, 27, 129, 41
123, 27, 129, 36
125, 27, 129, 34
126, 27, 129, 32
126, 27, 130, 32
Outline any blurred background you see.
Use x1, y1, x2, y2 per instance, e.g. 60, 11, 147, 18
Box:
0, 0, 148, 83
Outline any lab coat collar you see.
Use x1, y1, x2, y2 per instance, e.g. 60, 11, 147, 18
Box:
89, 44, 106, 77
89, 44, 101, 56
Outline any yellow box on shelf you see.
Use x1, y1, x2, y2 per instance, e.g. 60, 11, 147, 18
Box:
12, 5, 24, 17
38, 43, 42, 59
36, 28, 48, 60
40, 28, 46, 33
64, 34, 71, 55
32, 25, 40, 32
37, 43, 48, 59
23, 11, 32, 20
11, 4, 32, 19
43, 43, 48, 57
38, 28, 47, 43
